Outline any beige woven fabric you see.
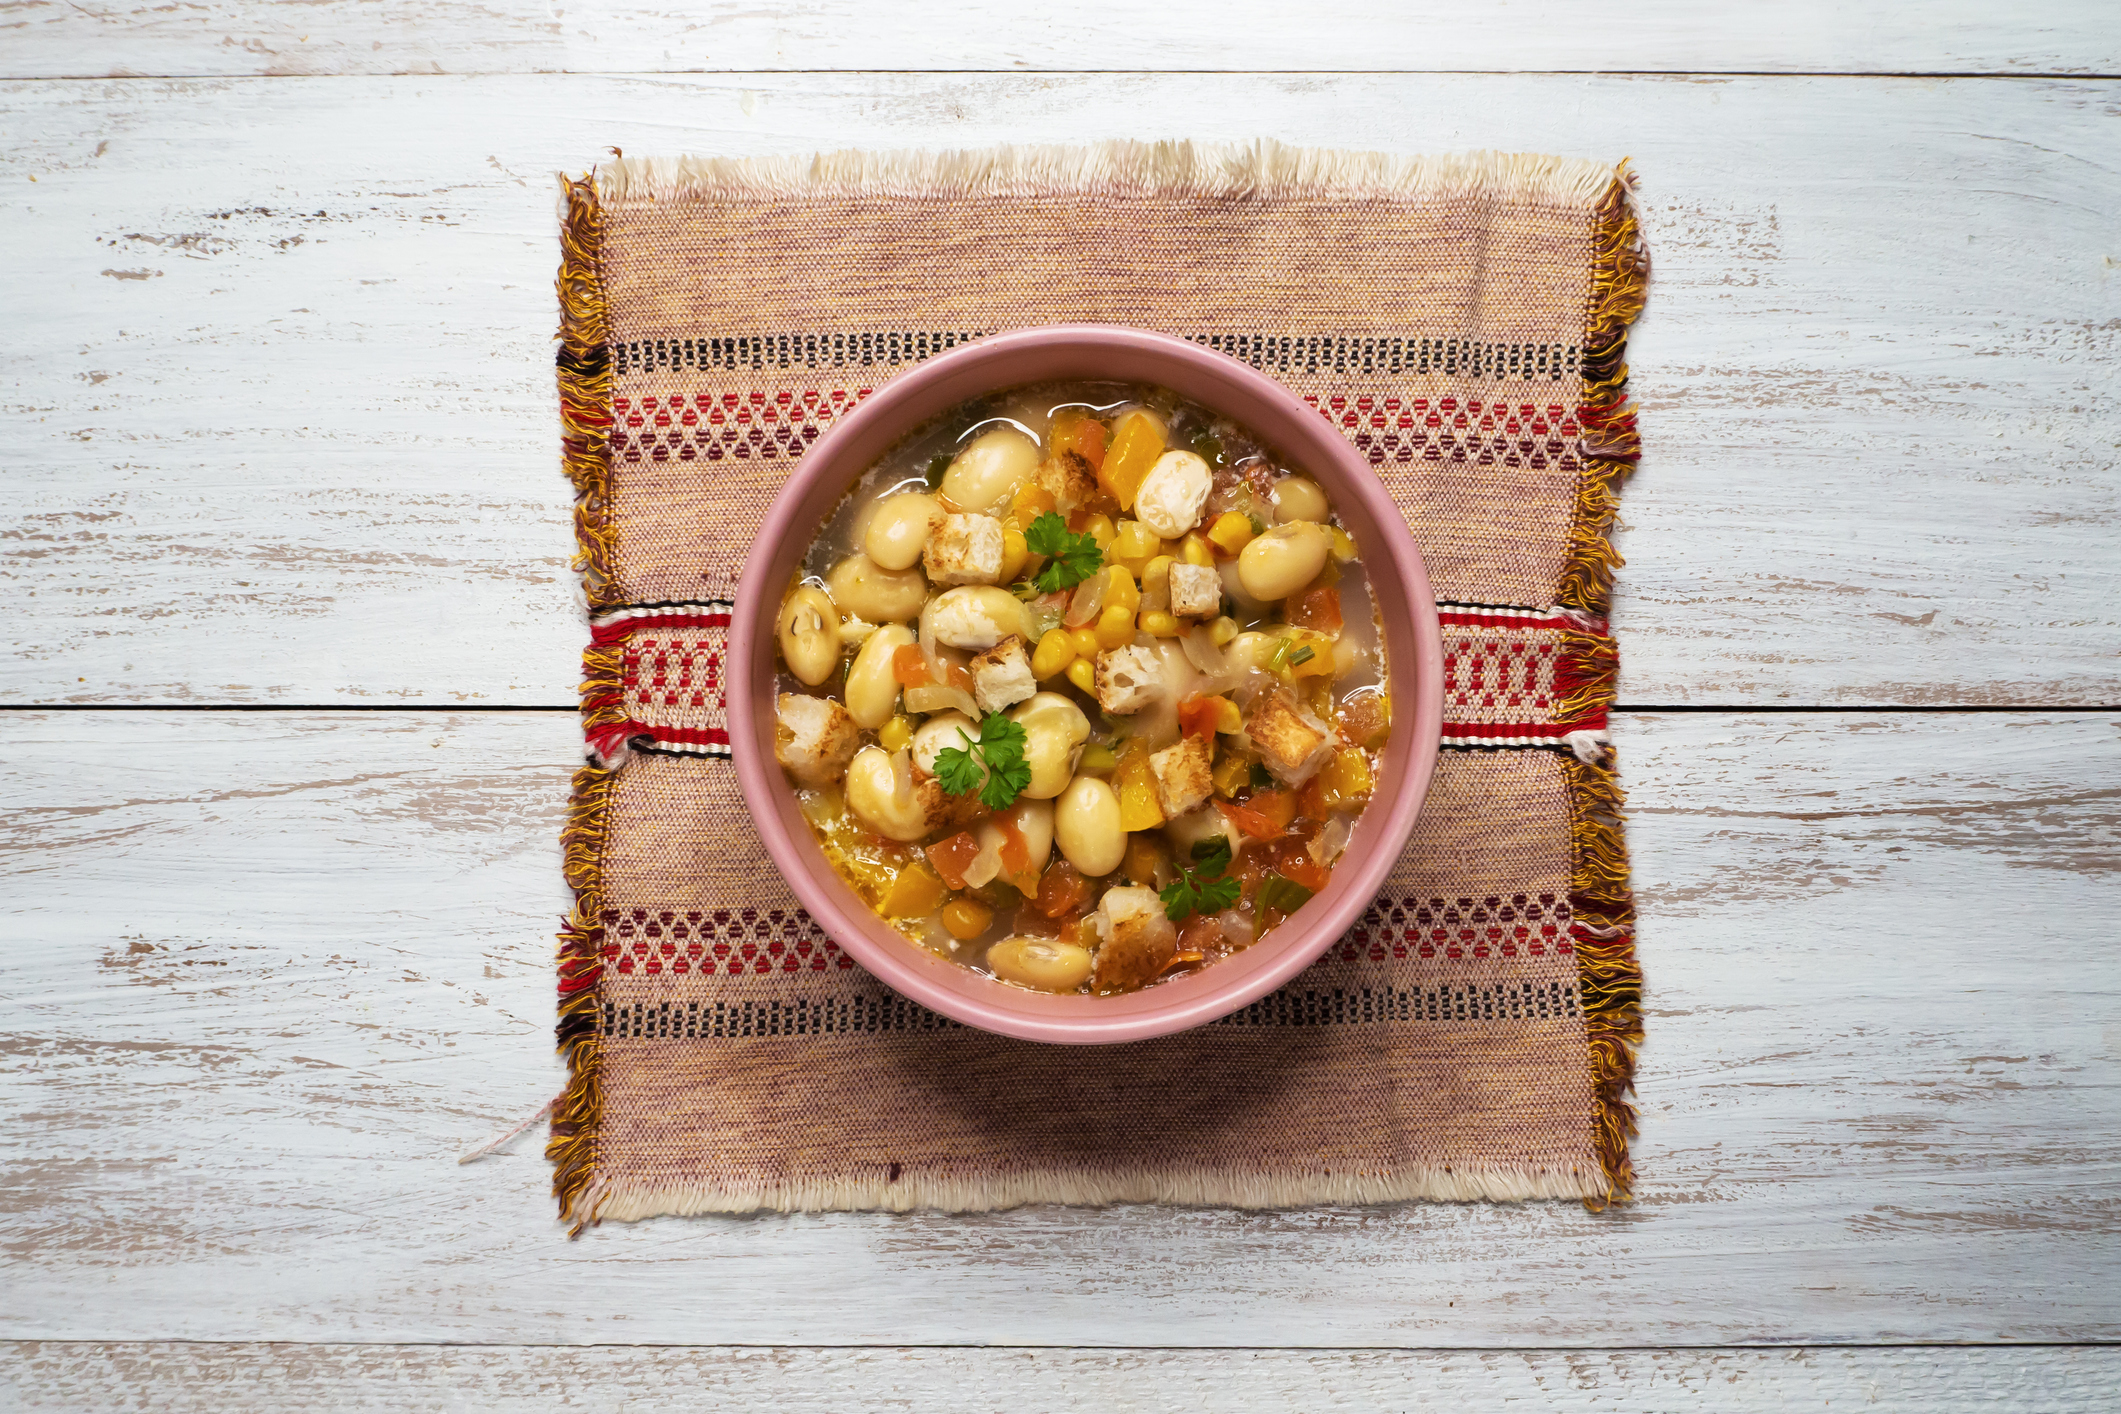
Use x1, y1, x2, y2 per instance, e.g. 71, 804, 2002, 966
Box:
551, 142, 1647, 1226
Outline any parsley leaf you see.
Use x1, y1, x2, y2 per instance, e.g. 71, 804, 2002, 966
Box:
1025, 511, 1104, 594
1162, 833, 1239, 921
932, 713, 1034, 812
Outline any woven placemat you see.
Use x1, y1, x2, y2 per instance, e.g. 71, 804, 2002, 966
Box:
549, 142, 1647, 1229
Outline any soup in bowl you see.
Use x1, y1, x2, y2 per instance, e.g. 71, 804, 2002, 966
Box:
729, 327, 1443, 1044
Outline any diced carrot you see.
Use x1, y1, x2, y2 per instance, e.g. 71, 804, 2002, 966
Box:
1176, 694, 1222, 741
1214, 797, 1284, 841
925, 831, 983, 890
1287, 584, 1343, 635
1034, 860, 1088, 918
892, 644, 932, 686
1248, 789, 1297, 831
1049, 409, 1108, 471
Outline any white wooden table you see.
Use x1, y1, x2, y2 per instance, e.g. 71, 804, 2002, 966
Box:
4, 5, 2118, 1408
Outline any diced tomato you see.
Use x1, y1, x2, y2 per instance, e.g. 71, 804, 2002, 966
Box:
925, 832, 983, 890
1215, 797, 1285, 841
1177, 913, 1225, 956
1034, 860, 1088, 918
1288, 584, 1343, 635
1011, 905, 1064, 938
1279, 854, 1331, 893
892, 644, 932, 686
1177, 694, 1221, 741
997, 816, 1032, 878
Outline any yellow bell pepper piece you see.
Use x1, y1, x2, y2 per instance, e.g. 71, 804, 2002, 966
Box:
1211, 696, 1243, 734
1114, 744, 1166, 831
1100, 409, 1166, 512
880, 860, 949, 918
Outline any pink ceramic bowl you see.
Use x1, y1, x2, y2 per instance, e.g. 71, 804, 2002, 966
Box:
729, 326, 1444, 1044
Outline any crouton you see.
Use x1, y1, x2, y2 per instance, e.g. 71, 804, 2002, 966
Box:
1093, 644, 1164, 716
1034, 450, 1100, 513
1090, 885, 1179, 993
1149, 736, 1214, 818
1245, 689, 1336, 785
1134, 449, 1214, 538
971, 635, 1037, 714
774, 694, 861, 787
922, 512, 1005, 585
1167, 562, 1223, 618
915, 768, 990, 834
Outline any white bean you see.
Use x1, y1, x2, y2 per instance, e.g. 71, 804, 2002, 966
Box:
1008, 692, 1091, 799
986, 937, 1094, 993
939, 426, 1040, 513
776, 585, 841, 686
1134, 449, 1214, 538
1270, 476, 1330, 523
922, 585, 1031, 651
843, 746, 931, 842
828, 553, 928, 623
845, 624, 915, 728
1237, 522, 1330, 602
911, 710, 978, 776
1054, 775, 1125, 877
863, 493, 943, 571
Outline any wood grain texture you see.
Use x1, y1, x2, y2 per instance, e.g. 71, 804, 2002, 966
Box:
8, 1342, 2120, 1412
3, 709, 2115, 1346
3, 74, 2116, 709
4, 2, 2116, 80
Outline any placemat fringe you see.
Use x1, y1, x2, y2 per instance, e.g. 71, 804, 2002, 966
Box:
584, 1163, 1605, 1219
551, 762, 614, 1236
1565, 751, 1642, 1211
597, 140, 1619, 207
556, 172, 616, 608
1559, 164, 1650, 617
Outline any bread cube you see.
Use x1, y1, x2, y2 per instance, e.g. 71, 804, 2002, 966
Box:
1093, 645, 1163, 716
1245, 689, 1336, 785
970, 635, 1037, 714
1034, 450, 1100, 513
922, 513, 1005, 585
1167, 562, 1223, 619
1091, 885, 1179, 993
1149, 735, 1214, 817
774, 693, 861, 786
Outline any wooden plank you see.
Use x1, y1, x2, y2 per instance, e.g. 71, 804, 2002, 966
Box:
7, 1342, 2120, 1412
4, 1, 2116, 80
2, 708, 2115, 1345
4, 75, 2116, 709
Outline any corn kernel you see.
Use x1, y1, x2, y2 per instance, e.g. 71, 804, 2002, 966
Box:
1139, 610, 1181, 638
1211, 696, 1243, 733
877, 714, 915, 753
1065, 658, 1097, 694
1103, 565, 1140, 617
1113, 519, 1159, 565
1082, 514, 1116, 551
1180, 533, 1216, 568
1068, 626, 1102, 660
1327, 526, 1357, 562
1207, 512, 1256, 555
1140, 554, 1173, 612
1031, 629, 1075, 680
999, 527, 1029, 583
1093, 602, 1135, 650
1209, 615, 1239, 647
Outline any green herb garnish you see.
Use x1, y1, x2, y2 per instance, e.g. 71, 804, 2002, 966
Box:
1285, 645, 1316, 668
1256, 872, 1315, 916
933, 712, 1034, 811
1161, 834, 1240, 922
925, 453, 952, 489
1025, 510, 1104, 594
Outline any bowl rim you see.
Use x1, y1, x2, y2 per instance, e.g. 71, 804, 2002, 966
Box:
728, 324, 1444, 1044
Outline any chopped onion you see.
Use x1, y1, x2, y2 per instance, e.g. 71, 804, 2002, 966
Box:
1308, 814, 1353, 867
905, 682, 978, 717
1214, 908, 1257, 951
1179, 625, 1239, 694
1064, 574, 1105, 628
